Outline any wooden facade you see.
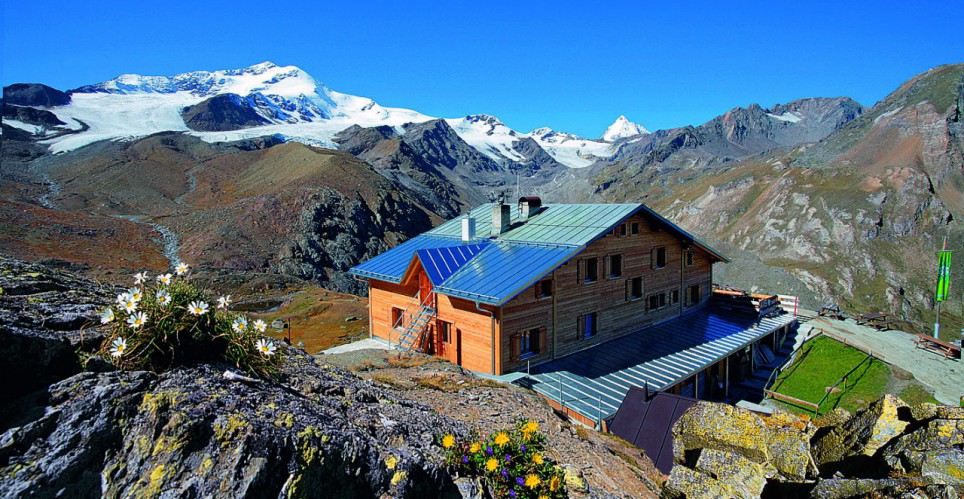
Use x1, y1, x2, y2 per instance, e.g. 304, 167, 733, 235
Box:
366, 212, 715, 375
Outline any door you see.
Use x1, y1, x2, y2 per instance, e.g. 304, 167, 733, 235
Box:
456, 328, 462, 366
419, 271, 434, 307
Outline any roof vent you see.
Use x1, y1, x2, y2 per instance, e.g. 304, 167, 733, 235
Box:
461, 217, 476, 243
518, 196, 542, 222
491, 202, 511, 237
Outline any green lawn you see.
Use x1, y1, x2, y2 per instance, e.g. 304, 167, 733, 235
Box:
770, 336, 892, 415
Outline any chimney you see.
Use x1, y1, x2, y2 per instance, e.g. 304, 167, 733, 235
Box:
491, 202, 511, 237
461, 217, 476, 243
518, 196, 542, 222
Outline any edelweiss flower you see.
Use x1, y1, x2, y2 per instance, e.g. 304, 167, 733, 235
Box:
156, 289, 171, 307
122, 297, 138, 314
127, 311, 147, 329
217, 295, 232, 309
110, 337, 128, 357
134, 272, 149, 285
253, 319, 267, 333
188, 300, 209, 315
100, 307, 115, 324
175, 262, 189, 276
255, 338, 277, 356
127, 287, 143, 302
156, 273, 172, 285
232, 317, 248, 333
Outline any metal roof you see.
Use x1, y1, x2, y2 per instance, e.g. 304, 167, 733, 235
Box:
516, 310, 797, 424
349, 202, 728, 302
434, 242, 575, 305
349, 235, 462, 283
609, 389, 697, 474
416, 243, 490, 286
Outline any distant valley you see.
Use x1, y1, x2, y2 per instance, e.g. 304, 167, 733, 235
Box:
2, 62, 963, 339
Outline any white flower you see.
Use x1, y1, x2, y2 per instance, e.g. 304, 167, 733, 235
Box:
253, 319, 267, 333
255, 338, 277, 356
110, 337, 128, 357
116, 292, 130, 305
156, 273, 172, 285
127, 312, 147, 329
100, 307, 115, 324
175, 262, 189, 276
217, 295, 232, 309
232, 317, 248, 333
122, 297, 138, 314
128, 287, 143, 302
134, 272, 149, 285
156, 289, 172, 307
188, 301, 209, 315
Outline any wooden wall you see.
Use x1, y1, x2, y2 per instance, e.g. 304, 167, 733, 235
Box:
500, 213, 715, 373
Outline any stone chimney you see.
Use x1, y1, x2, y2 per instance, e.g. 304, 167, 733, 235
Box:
518, 196, 542, 222
461, 217, 476, 243
491, 202, 510, 237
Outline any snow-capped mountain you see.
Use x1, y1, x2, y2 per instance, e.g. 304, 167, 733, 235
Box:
29, 61, 619, 168
601, 115, 649, 142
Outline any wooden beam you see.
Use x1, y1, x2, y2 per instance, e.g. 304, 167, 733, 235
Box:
764, 389, 819, 410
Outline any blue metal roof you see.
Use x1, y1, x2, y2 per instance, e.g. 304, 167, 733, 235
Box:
415, 243, 490, 286
518, 310, 797, 423
349, 235, 462, 283
434, 242, 576, 305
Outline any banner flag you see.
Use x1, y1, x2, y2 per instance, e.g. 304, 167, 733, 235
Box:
936, 250, 952, 302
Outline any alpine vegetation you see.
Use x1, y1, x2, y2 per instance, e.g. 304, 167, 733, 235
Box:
95, 263, 283, 378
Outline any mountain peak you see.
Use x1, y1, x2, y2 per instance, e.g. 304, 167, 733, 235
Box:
602, 115, 649, 142
244, 61, 278, 74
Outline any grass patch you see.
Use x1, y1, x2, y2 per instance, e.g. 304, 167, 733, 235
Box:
771, 336, 890, 415
898, 382, 941, 406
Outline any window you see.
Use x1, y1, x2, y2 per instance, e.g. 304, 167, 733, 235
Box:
670, 289, 680, 305
391, 307, 404, 327
580, 312, 598, 340
439, 320, 453, 343
511, 328, 543, 361
608, 254, 623, 279
619, 224, 627, 237
627, 276, 643, 301
536, 279, 553, 299
652, 247, 667, 269
688, 284, 702, 306
582, 258, 599, 283
630, 222, 640, 235
684, 250, 695, 266
647, 292, 667, 311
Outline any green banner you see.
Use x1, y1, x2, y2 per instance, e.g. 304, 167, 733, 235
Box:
936, 250, 952, 302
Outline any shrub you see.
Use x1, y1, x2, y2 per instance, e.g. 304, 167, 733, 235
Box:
96, 264, 283, 378
440, 420, 566, 498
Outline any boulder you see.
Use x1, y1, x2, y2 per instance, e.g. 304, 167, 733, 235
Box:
662, 465, 741, 499
911, 403, 964, 422
692, 449, 767, 498
884, 418, 964, 474
920, 449, 964, 485
809, 477, 960, 499
811, 394, 910, 473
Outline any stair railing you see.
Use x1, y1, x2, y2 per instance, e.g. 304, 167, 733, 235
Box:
389, 290, 421, 350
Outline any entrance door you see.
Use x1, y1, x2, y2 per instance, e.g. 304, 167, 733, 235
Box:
419, 271, 434, 307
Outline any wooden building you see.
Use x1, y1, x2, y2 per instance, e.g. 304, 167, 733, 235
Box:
350, 198, 728, 376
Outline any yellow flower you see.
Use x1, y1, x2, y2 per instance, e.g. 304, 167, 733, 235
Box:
493, 431, 510, 447
525, 474, 541, 489
522, 421, 539, 434
485, 458, 498, 472
469, 442, 481, 453
441, 434, 455, 449
539, 496, 549, 499
532, 453, 544, 465
549, 476, 561, 492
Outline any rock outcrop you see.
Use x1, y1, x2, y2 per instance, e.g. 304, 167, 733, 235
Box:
0, 258, 469, 497
665, 398, 964, 498
2, 83, 71, 107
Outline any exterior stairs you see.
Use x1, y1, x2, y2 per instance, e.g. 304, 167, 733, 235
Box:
393, 305, 435, 351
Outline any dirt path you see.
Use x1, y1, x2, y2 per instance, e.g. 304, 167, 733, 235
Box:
805, 315, 962, 405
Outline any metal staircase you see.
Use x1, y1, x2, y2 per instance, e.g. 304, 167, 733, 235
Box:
389, 292, 436, 352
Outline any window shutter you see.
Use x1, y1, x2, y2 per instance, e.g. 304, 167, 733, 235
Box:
577, 315, 584, 340
534, 281, 540, 300
538, 328, 547, 353
577, 259, 584, 284
625, 279, 631, 301
650, 248, 655, 270
510, 334, 521, 362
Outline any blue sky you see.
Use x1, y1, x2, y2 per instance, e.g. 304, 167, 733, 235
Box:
3, 0, 962, 137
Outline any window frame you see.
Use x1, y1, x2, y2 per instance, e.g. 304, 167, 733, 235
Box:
536, 279, 553, 299
608, 254, 623, 279
684, 250, 695, 267
652, 247, 667, 269
583, 257, 599, 284
627, 276, 644, 301
580, 312, 598, 340
630, 222, 640, 236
